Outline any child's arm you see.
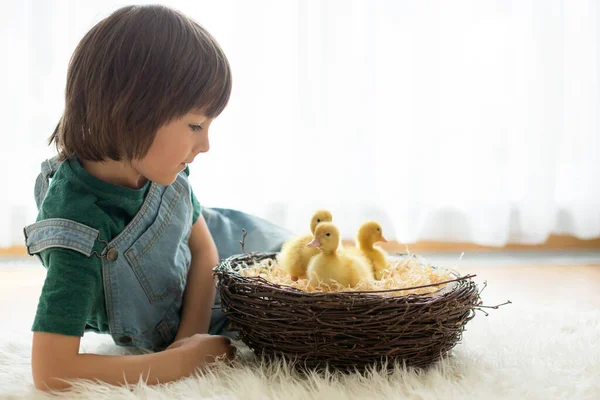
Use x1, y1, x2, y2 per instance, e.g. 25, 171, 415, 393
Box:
32, 331, 234, 391
174, 215, 220, 341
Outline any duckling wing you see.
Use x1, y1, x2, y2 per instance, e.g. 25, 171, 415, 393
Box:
349, 248, 373, 285
278, 234, 314, 277
308, 254, 344, 286
344, 246, 364, 257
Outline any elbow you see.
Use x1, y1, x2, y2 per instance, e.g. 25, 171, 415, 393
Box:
31, 331, 81, 392
33, 374, 72, 392
33, 365, 73, 392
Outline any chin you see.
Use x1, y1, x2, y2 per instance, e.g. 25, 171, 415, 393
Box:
152, 174, 178, 186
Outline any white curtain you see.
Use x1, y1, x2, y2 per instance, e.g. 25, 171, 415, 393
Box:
1, 0, 598, 247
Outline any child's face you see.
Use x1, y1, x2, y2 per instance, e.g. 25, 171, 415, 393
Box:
131, 110, 212, 185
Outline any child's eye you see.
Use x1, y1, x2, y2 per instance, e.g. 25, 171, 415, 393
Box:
189, 124, 203, 132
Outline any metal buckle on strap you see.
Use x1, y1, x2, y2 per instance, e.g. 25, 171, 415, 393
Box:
90, 232, 110, 259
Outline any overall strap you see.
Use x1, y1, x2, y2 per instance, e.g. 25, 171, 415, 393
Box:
34, 156, 62, 210
23, 218, 104, 258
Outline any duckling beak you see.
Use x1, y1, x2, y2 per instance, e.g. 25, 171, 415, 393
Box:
306, 238, 321, 248
378, 235, 388, 243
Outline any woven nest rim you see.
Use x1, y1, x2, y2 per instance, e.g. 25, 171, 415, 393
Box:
213, 251, 470, 300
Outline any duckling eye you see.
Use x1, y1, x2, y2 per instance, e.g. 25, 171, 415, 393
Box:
377, 228, 380, 231
326, 233, 331, 237
317, 219, 321, 223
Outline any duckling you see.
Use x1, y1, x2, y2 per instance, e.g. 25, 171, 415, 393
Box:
277, 209, 333, 280
347, 221, 390, 280
306, 222, 374, 288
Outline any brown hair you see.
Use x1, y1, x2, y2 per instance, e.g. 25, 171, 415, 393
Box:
50, 5, 232, 161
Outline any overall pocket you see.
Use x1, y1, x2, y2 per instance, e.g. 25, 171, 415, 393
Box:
154, 297, 182, 351
125, 182, 193, 303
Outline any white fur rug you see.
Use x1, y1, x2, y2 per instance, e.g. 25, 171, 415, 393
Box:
1, 306, 599, 400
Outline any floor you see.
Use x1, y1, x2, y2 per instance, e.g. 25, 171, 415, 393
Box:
1, 251, 599, 333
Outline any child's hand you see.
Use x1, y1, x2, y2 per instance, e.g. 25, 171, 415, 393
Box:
168, 334, 237, 376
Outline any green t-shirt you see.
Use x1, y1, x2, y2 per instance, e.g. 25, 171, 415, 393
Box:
32, 157, 201, 337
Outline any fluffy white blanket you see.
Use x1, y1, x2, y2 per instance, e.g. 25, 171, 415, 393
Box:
1, 306, 598, 399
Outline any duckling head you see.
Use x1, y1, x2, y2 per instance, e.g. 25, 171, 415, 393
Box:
357, 221, 388, 249
309, 209, 333, 234
306, 222, 339, 254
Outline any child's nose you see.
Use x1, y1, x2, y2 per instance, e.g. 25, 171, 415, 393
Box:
194, 139, 210, 154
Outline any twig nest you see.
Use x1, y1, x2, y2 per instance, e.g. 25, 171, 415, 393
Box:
214, 252, 481, 371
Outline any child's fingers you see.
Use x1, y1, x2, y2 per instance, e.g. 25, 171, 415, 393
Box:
220, 336, 232, 345
166, 339, 185, 350
226, 344, 237, 360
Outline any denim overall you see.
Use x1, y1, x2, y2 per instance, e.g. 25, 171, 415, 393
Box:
24, 156, 293, 351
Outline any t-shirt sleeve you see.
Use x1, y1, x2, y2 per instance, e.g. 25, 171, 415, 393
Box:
191, 187, 202, 225
184, 166, 202, 225
32, 248, 100, 337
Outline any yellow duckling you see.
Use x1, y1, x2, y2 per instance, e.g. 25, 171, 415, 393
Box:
306, 222, 374, 288
347, 221, 390, 280
277, 209, 333, 280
